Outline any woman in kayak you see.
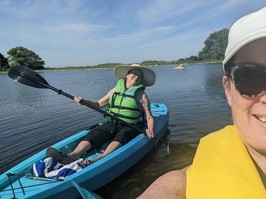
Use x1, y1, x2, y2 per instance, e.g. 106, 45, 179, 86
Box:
47, 64, 156, 165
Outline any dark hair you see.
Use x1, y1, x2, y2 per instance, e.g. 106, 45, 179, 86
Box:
223, 54, 236, 77
224, 63, 231, 76
127, 69, 143, 77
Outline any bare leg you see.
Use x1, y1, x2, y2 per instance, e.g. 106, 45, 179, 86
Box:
92, 141, 122, 162
69, 140, 92, 159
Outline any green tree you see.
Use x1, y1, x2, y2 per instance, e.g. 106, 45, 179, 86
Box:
7, 46, 45, 69
0, 53, 10, 71
198, 28, 229, 61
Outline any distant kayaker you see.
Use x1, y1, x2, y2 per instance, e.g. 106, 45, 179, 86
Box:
138, 7, 266, 199
47, 64, 156, 165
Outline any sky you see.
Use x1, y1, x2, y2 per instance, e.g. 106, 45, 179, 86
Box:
0, 0, 266, 68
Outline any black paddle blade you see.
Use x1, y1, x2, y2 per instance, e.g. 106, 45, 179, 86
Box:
8, 65, 50, 89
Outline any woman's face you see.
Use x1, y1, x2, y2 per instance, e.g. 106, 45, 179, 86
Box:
126, 73, 142, 87
223, 38, 266, 155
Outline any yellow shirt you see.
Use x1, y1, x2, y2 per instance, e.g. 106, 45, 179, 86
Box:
187, 125, 266, 199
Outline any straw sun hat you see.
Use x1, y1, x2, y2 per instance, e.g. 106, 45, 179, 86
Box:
114, 64, 156, 86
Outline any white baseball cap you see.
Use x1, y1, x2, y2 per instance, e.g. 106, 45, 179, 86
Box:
223, 7, 266, 69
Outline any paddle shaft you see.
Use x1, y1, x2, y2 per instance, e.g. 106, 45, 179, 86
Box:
41, 86, 144, 134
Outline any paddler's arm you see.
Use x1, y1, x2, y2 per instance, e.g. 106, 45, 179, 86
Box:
137, 166, 188, 199
140, 93, 154, 138
74, 89, 115, 108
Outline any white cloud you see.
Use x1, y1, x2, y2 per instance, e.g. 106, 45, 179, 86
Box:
1, 0, 266, 67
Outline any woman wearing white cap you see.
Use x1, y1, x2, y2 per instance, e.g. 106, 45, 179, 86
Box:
138, 7, 266, 199
47, 64, 156, 164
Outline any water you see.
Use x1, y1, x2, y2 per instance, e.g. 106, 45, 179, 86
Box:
0, 64, 232, 198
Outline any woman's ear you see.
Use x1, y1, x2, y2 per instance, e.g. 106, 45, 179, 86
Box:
222, 75, 232, 107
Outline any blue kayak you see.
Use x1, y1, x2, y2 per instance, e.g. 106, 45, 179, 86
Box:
0, 102, 168, 199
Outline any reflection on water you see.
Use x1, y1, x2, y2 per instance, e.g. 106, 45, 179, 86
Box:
0, 64, 232, 198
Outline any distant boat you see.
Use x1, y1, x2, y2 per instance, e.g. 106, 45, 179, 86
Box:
174, 64, 185, 70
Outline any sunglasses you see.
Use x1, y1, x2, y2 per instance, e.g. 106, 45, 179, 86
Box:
228, 63, 266, 97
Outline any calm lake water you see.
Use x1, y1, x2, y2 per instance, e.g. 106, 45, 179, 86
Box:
0, 64, 232, 198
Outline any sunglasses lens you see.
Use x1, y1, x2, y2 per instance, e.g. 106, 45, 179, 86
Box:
233, 65, 266, 97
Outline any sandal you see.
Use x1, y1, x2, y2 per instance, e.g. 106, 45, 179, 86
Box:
46, 147, 76, 165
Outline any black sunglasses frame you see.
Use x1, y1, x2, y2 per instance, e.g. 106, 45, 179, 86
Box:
227, 63, 266, 97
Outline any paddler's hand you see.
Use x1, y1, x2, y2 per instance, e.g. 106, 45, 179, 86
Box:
145, 128, 154, 138
74, 96, 83, 104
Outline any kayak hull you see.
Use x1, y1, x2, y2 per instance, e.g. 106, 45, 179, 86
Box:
0, 103, 169, 199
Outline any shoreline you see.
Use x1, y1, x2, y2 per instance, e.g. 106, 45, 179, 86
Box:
0, 61, 222, 74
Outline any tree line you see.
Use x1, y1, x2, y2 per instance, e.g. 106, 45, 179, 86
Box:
0, 46, 45, 71
0, 28, 229, 71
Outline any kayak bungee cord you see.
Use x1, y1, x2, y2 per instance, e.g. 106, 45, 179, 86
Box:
3, 172, 63, 197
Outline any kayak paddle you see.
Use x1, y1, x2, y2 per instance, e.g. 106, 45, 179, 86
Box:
8, 65, 144, 134
8, 65, 170, 152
